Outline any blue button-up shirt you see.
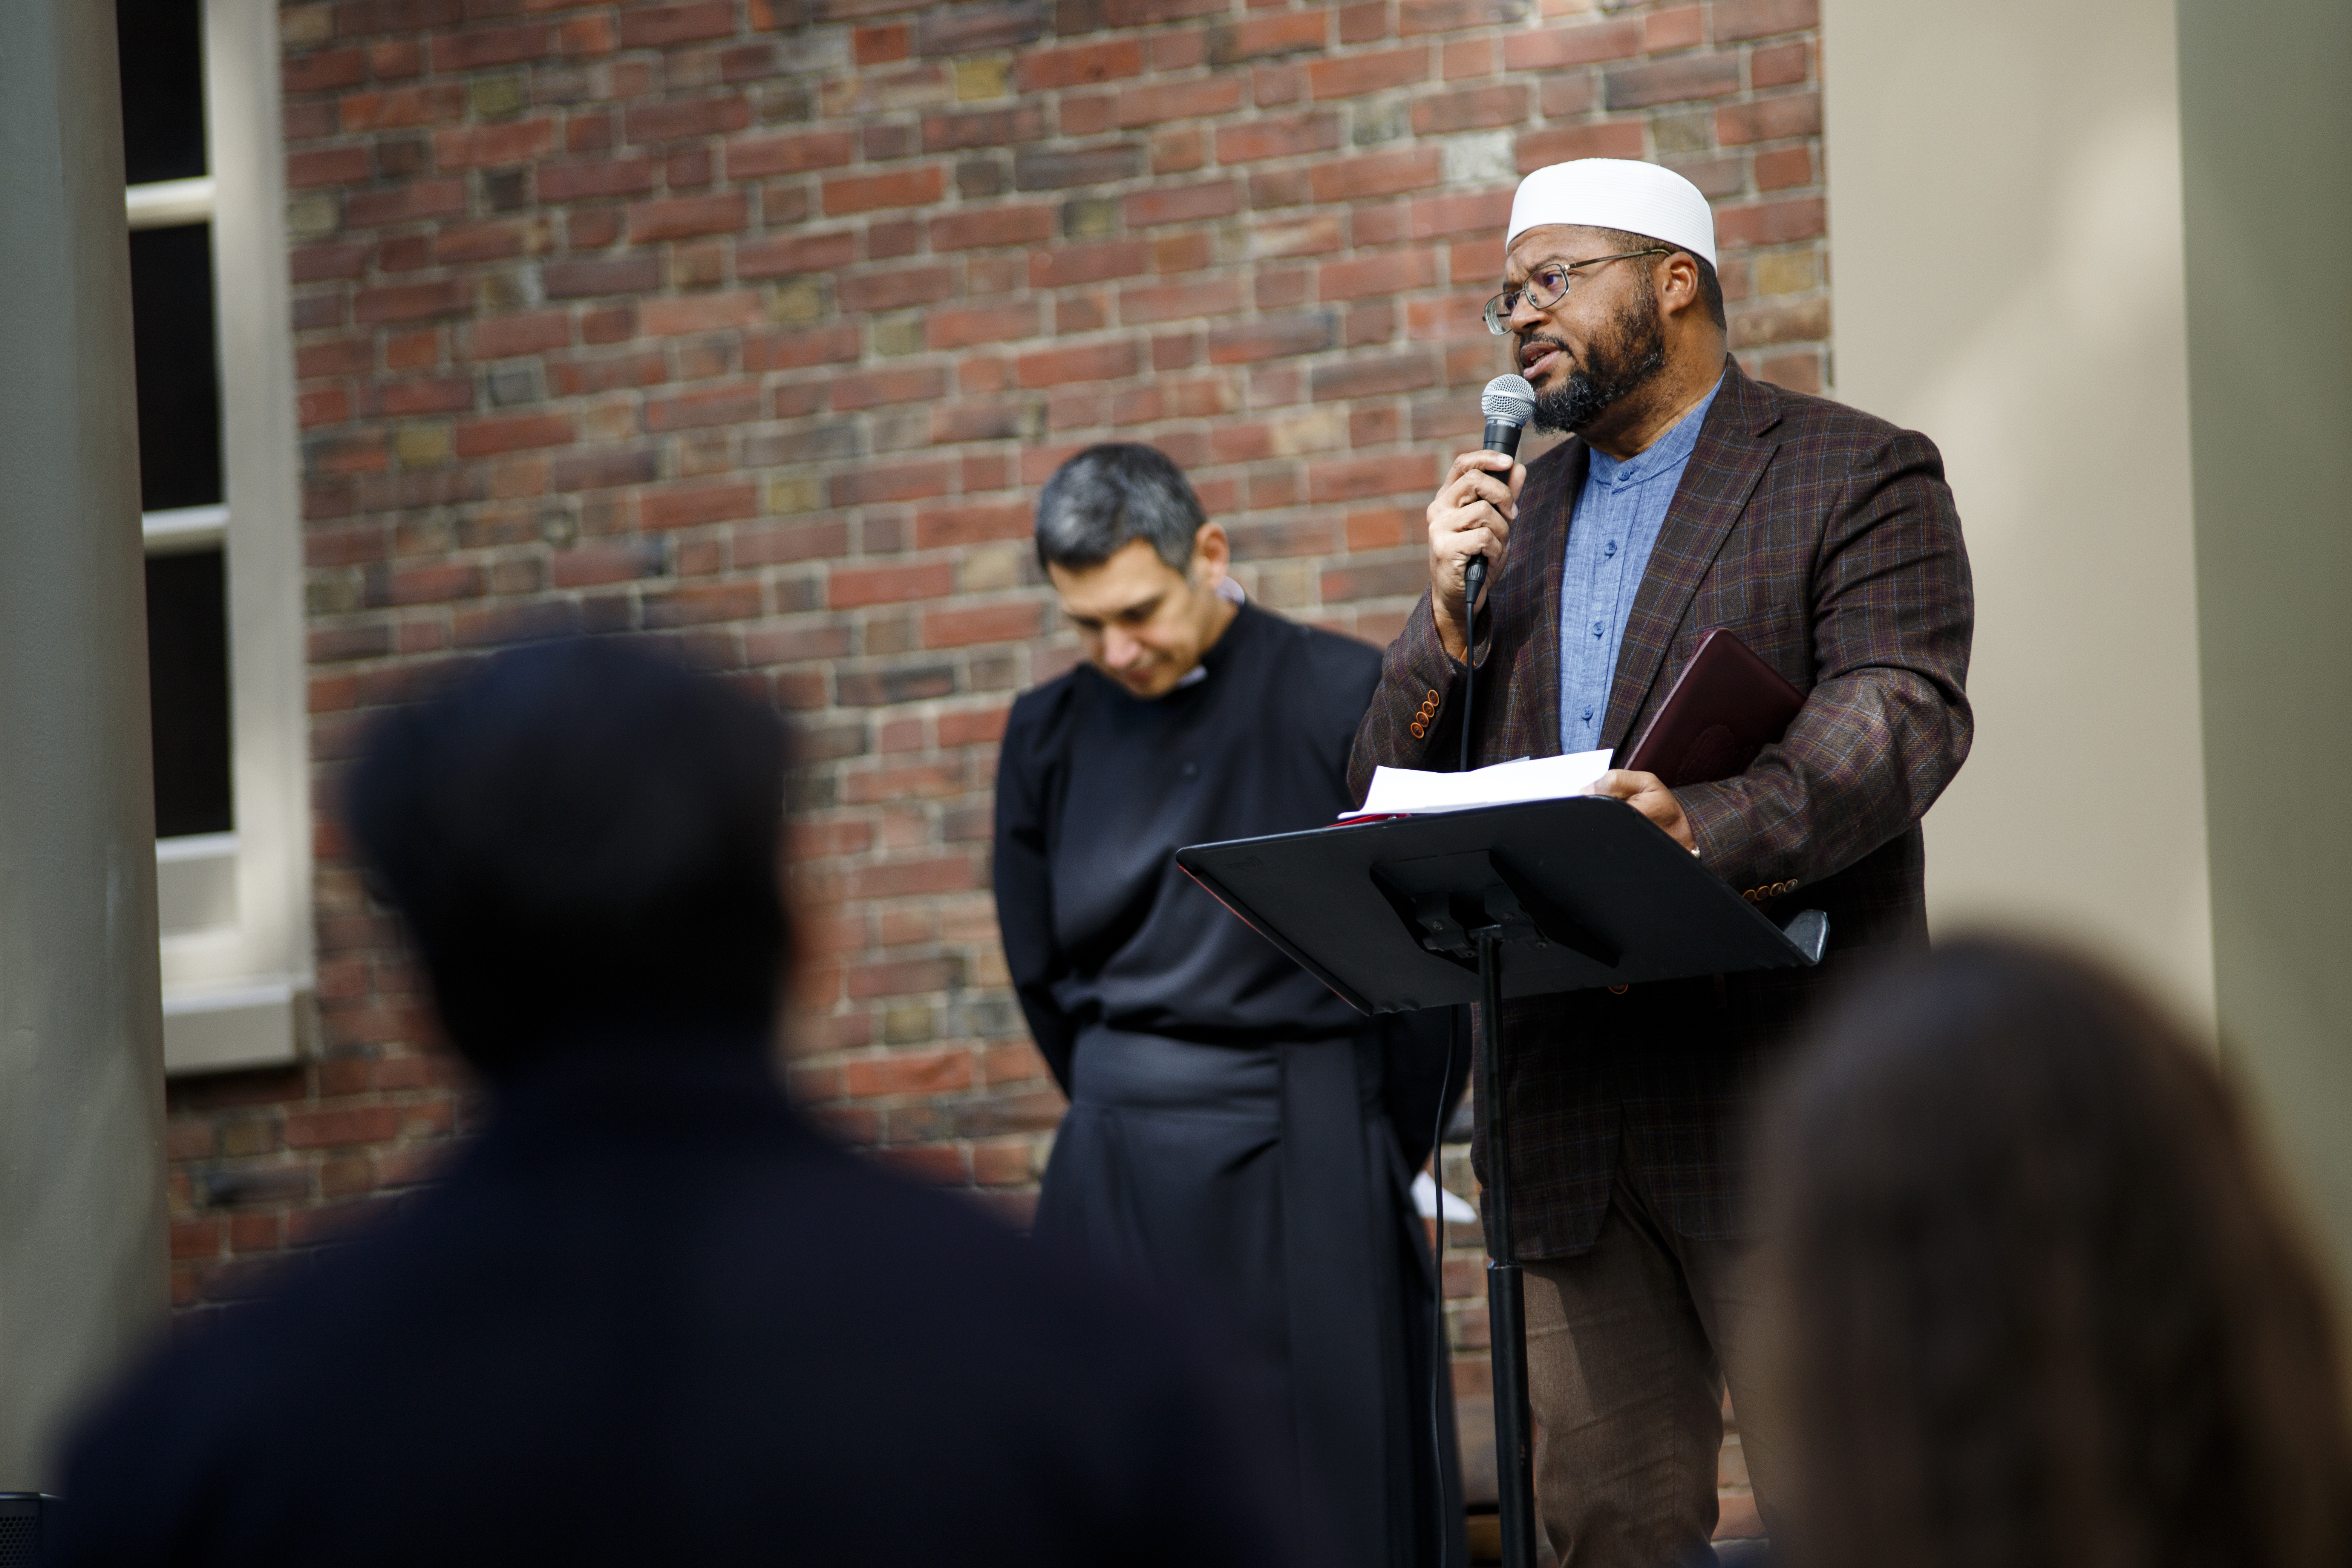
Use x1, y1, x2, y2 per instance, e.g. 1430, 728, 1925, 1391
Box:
1557, 380, 1721, 752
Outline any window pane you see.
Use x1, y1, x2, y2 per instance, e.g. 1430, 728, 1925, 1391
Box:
116, 0, 207, 185
147, 547, 233, 839
127, 222, 224, 512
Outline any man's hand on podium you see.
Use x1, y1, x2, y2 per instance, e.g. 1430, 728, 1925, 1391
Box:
1588, 769, 1695, 853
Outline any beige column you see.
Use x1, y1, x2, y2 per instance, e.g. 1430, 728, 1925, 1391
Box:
1818, 0, 2213, 1019
2176, 0, 2352, 1292
0, 0, 172, 1491
1824, 0, 2352, 1293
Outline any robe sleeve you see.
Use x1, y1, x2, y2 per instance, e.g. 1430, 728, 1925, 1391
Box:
992, 688, 1078, 1096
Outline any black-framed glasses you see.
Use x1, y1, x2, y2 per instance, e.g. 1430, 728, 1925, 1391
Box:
1482, 248, 1670, 335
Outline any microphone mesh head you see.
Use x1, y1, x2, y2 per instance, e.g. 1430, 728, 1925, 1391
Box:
1481, 373, 1536, 427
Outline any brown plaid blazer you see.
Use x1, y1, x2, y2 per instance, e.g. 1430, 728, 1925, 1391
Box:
1348, 360, 1975, 1258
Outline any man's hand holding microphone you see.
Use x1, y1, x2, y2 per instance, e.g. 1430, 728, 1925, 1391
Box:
1420, 372, 1694, 850
1428, 375, 1536, 664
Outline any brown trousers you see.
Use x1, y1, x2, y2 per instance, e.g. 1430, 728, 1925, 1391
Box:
1521, 1148, 1776, 1568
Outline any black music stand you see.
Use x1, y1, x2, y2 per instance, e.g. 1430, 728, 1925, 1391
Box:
1178, 795, 1825, 1568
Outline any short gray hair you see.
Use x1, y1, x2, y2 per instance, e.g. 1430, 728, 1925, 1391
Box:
1034, 444, 1205, 573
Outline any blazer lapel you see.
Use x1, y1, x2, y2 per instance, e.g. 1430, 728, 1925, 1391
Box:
1516, 436, 1584, 759
1599, 363, 1781, 750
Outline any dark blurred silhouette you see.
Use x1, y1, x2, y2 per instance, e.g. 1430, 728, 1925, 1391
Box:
1763, 938, 2352, 1568
50, 638, 1302, 1568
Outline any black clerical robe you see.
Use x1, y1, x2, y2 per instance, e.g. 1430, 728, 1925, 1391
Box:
994, 601, 1465, 1568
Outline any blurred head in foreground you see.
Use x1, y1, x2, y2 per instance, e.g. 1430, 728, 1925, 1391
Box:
1765, 939, 2352, 1568
56, 638, 1309, 1568
348, 637, 790, 1076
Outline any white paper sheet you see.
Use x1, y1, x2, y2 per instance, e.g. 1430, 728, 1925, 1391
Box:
1340, 749, 1615, 819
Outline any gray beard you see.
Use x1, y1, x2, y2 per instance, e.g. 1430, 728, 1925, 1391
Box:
1528, 303, 1667, 435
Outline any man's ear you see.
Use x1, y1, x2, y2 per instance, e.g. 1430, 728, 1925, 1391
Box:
1659, 251, 1703, 322
1191, 521, 1232, 587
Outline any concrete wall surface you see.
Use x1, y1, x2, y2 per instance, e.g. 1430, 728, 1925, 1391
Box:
0, 0, 172, 1488
1828, 0, 2352, 1295
1819, 0, 2214, 1024
2177, 0, 2352, 1295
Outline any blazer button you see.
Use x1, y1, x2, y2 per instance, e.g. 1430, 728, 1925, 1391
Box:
1426, 689, 1440, 703
1410, 722, 1426, 738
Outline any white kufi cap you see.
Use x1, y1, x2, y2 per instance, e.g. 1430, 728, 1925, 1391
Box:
1507, 158, 1717, 270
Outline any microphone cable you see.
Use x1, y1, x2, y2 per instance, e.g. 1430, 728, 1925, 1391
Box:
1461, 560, 1481, 775
1425, 1009, 1462, 1566
1427, 371, 1524, 1562
1422, 549, 1479, 1565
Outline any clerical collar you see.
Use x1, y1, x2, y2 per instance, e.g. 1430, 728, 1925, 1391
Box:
1174, 579, 1250, 688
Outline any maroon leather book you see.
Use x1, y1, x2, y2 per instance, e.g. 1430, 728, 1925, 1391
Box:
1619, 627, 1805, 788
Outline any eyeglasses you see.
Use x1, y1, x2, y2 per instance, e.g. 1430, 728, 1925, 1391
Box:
1482, 248, 1670, 335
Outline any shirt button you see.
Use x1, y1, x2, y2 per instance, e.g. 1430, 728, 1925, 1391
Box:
1580, 706, 1593, 723
1591, 620, 1603, 637
1604, 541, 1617, 557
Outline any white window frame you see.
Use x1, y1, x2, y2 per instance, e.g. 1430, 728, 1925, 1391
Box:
130, 0, 311, 1074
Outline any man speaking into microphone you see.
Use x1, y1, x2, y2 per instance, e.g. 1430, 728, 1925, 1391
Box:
1348, 160, 1975, 1565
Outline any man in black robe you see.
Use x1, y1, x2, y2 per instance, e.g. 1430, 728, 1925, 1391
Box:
993, 444, 1467, 1568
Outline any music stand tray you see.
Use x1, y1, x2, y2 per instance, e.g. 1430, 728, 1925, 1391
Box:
1178, 795, 1824, 1568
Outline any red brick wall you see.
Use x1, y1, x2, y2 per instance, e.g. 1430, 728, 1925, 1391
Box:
165, 0, 1828, 1326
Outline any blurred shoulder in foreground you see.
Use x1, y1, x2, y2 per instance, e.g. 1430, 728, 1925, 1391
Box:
51, 639, 1302, 1568
1765, 936, 2352, 1568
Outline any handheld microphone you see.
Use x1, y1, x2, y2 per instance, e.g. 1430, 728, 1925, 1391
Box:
1481, 372, 1535, 460
1466, 374, 1536, 610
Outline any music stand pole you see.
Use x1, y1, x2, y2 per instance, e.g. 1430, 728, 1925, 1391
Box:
1476, 930, 1537, 1568
1175, 795, 1831, 1568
